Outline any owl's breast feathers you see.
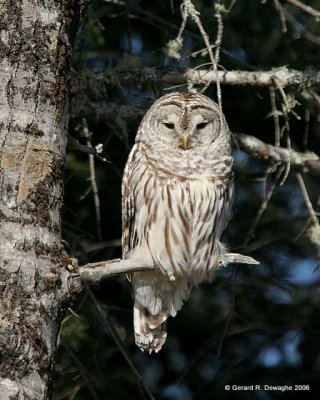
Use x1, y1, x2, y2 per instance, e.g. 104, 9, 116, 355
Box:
122, 143, 234, 281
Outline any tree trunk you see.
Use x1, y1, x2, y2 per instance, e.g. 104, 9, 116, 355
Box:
0, 1, 86, 398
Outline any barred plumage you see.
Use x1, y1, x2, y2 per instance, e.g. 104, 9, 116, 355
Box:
122, 93, 234, 353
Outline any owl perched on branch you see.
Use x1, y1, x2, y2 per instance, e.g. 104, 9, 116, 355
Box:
122, 92, 234, 353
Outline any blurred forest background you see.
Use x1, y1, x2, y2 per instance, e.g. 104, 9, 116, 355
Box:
54, 1, 320, 399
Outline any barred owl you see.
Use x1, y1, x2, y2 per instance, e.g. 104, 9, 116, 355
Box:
122, 92, 234, 353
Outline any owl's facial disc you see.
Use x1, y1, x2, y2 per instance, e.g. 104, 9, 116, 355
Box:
152, 103, 220, 150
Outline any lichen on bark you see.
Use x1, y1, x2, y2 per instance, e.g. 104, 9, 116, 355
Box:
0, 0, 87, 398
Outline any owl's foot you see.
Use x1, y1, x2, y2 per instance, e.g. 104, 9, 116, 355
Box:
136, 330, 167, 354
134, 306, 168, 353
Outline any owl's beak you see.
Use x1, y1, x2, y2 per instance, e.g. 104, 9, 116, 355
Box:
181, 134, 190, 150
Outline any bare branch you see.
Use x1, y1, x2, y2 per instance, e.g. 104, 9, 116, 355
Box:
72, 67, 320, 91
80, 254, 259, 285
80, 258, 154, 285
284, 0, 320, 19
169, 68, 320, 87
234, 133, 320, 177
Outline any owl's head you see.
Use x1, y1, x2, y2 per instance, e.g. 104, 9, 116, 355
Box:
136, 92, 229, 151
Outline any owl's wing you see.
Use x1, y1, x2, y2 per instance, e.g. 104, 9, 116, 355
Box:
121, 144, 140, 257
212, 158, 234, 240
222, 168, 235, 229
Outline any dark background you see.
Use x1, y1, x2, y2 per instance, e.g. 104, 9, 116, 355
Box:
53, 1, 320, 399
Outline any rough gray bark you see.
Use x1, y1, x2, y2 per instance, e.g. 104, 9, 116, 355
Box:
0, 1, 86, 398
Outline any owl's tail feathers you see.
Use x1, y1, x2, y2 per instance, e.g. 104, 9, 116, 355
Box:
134, 305, 168, 353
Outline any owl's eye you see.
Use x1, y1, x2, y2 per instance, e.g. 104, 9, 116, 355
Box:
163, 122, 175, 129
196, 122, 208, 130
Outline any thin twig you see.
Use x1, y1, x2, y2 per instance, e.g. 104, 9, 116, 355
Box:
191, 45, 256, 70
81, 119, 103, 241
242, 167, 284, 248
88, 289, 157, 400
293, 217, 313, 242
178, 2, 188, 38
284, 0, 320, 19
260, 165, 275, 200
176, 305, 263, 387
285, 11, 320, 46
269, 86, 281, 147
275, 79, 292, 185
296, 173, 319, 226
183, 0, 221, 102
67, 134, 109, 163
60, 342, 100, 400
279, 130, 291, 185
273, 0, 287, 32
227, 0, 238, 12
103, 0, 200, 41
199, 331, 292, 396
216, 266, 238, 358
273, 77, 290, 116
303, 108, 310, 150
213, 2, 224, 106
